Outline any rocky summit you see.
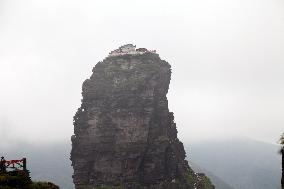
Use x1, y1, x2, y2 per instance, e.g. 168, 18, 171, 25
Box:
71, 45, 214, 189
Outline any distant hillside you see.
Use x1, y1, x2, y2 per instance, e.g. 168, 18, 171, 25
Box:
190, 162, 236, 189
185, 137, 282, 189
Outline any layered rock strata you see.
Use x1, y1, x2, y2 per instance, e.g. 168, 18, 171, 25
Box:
71, 46, 214, 189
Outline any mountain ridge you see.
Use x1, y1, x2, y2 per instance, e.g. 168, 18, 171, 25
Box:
186, 137, 281, 189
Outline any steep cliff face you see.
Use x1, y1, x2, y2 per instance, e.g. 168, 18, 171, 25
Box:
71, 46, 214, 189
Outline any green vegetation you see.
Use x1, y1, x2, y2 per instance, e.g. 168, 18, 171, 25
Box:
279, 133, 284, 189
0, 171, 31, 189
30, 182, 59, 189
186, 172, 196, 188
280, 133, 284, 146
186, 171, 215, 189
199, 175, 215, 189
0, 171, 59, 189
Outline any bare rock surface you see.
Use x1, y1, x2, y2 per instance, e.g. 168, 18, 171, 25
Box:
71, 46, 214, 189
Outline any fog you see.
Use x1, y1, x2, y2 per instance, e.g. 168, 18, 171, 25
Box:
0, 0, 283, 145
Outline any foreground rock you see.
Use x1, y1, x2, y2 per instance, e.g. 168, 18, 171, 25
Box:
71, 45, 214, 189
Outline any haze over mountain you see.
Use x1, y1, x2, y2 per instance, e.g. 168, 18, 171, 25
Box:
1, 1, 283, 188
186, 137, 282, 189
1, 0, 284, 146
1, 137, 281, 189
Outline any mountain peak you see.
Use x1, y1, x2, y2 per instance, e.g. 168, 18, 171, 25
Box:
108, 44, 157, 57
71, 47, 214, 189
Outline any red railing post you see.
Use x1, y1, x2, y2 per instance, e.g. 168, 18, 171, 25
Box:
22, 158, 26, 171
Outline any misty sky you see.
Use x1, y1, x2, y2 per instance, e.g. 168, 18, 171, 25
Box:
0, 0, 283, 145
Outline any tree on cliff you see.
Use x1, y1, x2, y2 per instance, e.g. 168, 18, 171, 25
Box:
279, 133, 284, 189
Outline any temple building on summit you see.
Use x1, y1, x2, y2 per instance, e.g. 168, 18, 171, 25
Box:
108, 44, 156, 57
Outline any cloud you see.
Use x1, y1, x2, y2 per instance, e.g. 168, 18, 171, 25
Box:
0, 0, 283, 144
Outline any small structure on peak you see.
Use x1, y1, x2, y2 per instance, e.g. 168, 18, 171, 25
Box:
136, 48, 148, 52
119, 44, 136, 53
109, 44, 156, 57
